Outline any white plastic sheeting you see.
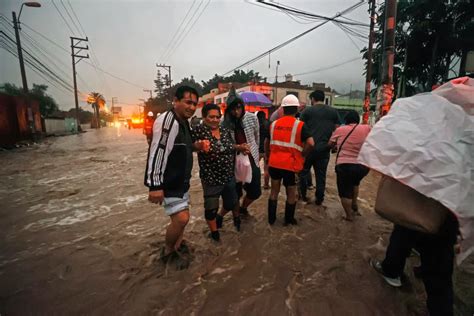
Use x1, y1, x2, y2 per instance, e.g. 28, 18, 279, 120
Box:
358, 77, 474, 264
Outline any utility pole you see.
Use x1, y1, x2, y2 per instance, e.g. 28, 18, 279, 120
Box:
275, 60, 280, 83
156, 64, 172, 89
12, 2, 42, 137
143, 89, 153, 99
71, 36, 89, 132
378, 0, 397, 118
363, 0, 376, 124
156, 63, 172, 104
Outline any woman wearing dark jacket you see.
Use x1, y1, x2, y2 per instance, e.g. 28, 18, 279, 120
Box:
222, 88, 262, 217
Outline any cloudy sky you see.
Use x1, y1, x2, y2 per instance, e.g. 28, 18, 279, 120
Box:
1, 0, 371, 115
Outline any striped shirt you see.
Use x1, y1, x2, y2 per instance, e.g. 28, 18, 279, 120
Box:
225, 112, 260, 165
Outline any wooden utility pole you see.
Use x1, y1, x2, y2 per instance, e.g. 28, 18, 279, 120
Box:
378, 0, 397, 118
12, 11, 35, 136
363, 0, 376, 124
71, 36, 89, 132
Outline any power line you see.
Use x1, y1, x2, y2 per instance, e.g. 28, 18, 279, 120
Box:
60, 0, 82, 36
257, 0, 369, 27
0, 31, 76, 93
0, 39, 75, 95
165, 0, 212, 61
0, 16, 92, 93
62, 2, 111, 96
160, 0, 197, 61
162, 0, 205, 61
51, 0, 76, 35
292, 56, 361, 77
19, 21, 69, 53
67, 0, 88, 37
18, 21, 147, 90
221, 1, 365, 76
20, 27, 92, 92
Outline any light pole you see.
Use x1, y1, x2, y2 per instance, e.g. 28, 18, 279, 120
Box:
12, 2, 41, 136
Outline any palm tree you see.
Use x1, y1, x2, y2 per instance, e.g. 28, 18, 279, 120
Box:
87, 92, 106, 128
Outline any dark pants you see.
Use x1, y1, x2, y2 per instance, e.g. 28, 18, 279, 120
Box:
382, 215, 458, 316
299, 150, 330, 202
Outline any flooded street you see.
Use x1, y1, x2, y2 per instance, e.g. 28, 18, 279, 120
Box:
0, 126, 471, 315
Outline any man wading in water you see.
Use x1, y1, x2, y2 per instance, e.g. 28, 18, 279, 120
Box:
145, 86, 209, 270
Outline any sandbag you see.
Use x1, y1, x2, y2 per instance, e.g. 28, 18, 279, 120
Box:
375, 176, 449, 234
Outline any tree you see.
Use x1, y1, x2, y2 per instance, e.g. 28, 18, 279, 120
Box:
154, 70, 166, 98
0, 82, 59, 117
87, 92, 105, 128
201, 74, 226, 94
29, 84, 59, 117
201, 70, 265, 94
362, 0, 474, 97
167, 75, 203, 98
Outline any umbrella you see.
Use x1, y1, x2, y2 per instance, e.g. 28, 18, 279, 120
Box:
239, 91, 272, 107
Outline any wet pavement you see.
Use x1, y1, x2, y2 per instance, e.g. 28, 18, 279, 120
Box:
0, 126, 472, 315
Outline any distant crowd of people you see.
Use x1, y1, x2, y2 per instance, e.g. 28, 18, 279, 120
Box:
144, 85, 460, 315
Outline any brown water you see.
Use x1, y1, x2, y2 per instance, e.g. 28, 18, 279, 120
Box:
0, 126, 471, 315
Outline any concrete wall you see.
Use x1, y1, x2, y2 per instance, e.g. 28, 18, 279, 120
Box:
44, 118, 66, 134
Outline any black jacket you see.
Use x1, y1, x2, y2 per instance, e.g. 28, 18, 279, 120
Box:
144, 110, 193, 198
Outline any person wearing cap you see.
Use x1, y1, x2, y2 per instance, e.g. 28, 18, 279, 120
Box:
144, 111, 155, 145
265, 95, 314, 225
222, 87, 261, 218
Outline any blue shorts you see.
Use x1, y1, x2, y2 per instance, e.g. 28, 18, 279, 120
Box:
163, 192, 190, 216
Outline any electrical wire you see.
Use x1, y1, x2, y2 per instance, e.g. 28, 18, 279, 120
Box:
60, 0, 82, 36
51, 0, 76, 35
162, 0, 205, 61
165, 0, 211, 62
221, 1, 365, 76
160, 0, 197, 61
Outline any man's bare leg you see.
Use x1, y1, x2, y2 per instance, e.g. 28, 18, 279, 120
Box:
164, 210, 190, 255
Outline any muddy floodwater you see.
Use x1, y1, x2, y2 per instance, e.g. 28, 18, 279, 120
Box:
1, 126, 472, 315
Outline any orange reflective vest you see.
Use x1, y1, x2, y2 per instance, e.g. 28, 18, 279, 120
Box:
144, 118, 154, 135
268, 115, 305, 173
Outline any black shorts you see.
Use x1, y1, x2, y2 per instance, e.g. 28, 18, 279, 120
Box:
335, 163, 370, 199
268, 167, 297, 187
236, 158, 262, 200
202, 177, 238, 211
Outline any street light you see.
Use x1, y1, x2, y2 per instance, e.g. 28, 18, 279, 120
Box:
13, 1, 41, 137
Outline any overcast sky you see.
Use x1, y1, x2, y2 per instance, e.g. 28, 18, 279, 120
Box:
1, 0, 370, 115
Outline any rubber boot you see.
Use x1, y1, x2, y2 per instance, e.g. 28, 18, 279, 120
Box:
216, 214, 223, 229
208, 230, 220, 242
268, 199, 277, 225
233, 216, 241, 232
284, 202, 297, 226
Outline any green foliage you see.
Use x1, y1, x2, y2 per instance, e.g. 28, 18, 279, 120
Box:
362, 0, 474, 96
201, 70, 265, 94
0, 82, 59, 116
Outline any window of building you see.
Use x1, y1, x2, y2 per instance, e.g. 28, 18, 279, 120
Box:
216, 98, 222, 104
325, 97, 329, 105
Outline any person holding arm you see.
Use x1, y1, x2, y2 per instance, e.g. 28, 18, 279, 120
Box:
144, 86, 208, 269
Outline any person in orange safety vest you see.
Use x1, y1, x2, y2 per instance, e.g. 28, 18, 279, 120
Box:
265, 95, 314, 225
144, 111, 155, 145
